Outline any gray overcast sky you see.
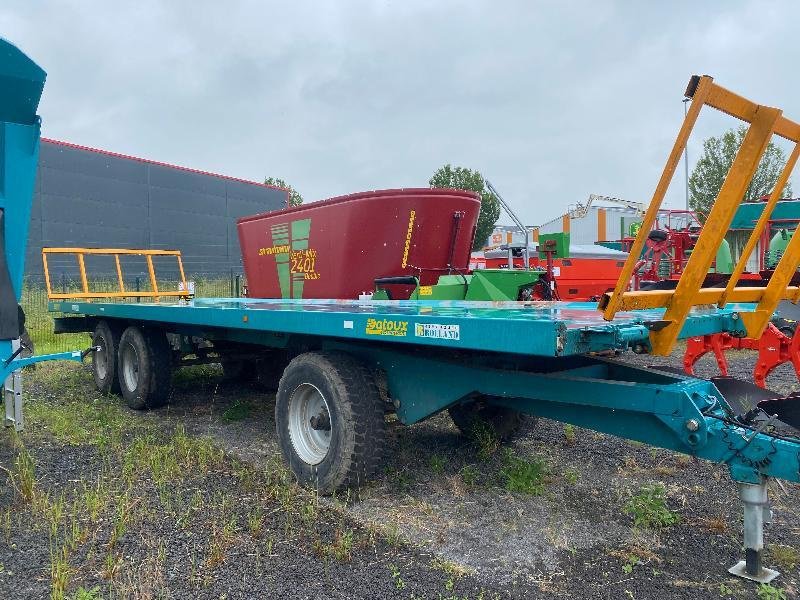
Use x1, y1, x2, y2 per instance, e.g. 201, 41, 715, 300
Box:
2, 1, 798, 226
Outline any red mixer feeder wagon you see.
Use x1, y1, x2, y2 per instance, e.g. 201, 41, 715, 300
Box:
237, 188, 480, 300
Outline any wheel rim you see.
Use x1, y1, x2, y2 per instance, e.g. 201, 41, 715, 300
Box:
120, 342, 139, 391
287, 383, 332, 465
94, 337, 108, 379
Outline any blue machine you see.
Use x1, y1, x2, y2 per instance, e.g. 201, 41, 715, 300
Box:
0, 37, 796, 583
0, 38, 87, 430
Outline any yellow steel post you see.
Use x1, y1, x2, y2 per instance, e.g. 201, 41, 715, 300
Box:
114, 254, 125, 293
718, 143, 800, 308
177, 255, 188, 295
77, 252, 90, 296
42, 251, 52, 298
650, 105, 782, 354
145, 255, 159, 301
602, 75, 713, 319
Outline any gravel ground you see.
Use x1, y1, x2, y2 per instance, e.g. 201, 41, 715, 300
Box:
0, 345, 798, 599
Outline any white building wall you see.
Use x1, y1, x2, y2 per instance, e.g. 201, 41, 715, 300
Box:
537, 206, 642, 245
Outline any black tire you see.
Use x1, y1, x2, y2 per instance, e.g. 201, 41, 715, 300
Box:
647, 229, 668, 242
117, 326, 172, 410
92, 321, 121, 394
275, 352, 385, 494
448, 397, 530, 441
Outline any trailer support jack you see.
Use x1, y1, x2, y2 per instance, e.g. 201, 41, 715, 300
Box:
728, 479, 779, 583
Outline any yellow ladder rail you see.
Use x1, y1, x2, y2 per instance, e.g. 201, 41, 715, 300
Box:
42, 247, 192, 301
600, 75, 800, 355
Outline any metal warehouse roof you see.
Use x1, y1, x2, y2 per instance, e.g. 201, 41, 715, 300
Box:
42, 138, 289, 195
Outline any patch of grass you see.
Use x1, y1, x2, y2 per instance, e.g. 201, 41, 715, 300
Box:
222, 399, 251, 422
206, 522, 234, 568
623, 484, 679, 530
109, 493, 137, 548
6, 447, 37, 502
172, 364, 221, 388
468, 420, 500, 461
386, 466, 414, 492
563, 423, 576, 445
620, 553, 638, 574
756, 583, 787, 600
101, 550, 120, 580
72, 587, 102, 600
123, 426, 223, 486
460, 464, 479, 487
313, 527, 355, 562
766, 543, 799, 571
429, 454, 447, 475
247, 507, 265, 537
50, 544, 70, 600
27, 392, 129, 448
81, 479, 110, 523
382, 522, 402, 547
499, 449, 547, 495
431, 556, 473, 578
389, 564, 405, 590
563, 467, 579, 485
653, 464, 676, 477
37, 491, 66, 539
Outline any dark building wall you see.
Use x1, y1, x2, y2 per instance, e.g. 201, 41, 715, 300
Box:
27, 139, 287, 279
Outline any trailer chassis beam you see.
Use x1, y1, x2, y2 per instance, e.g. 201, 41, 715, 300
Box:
328, 344, 800, 484
325, 344, 798, 580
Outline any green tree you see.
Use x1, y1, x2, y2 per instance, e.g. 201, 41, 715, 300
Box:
265, 177, 303, 207
689, 126, 792, 220
429, 164, 501, 251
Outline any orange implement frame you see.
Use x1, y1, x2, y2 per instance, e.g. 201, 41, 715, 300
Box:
600, 75, 800, 355
42, 247, 191, 302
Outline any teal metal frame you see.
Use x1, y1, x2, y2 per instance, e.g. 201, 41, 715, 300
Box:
49, 297, 750, 357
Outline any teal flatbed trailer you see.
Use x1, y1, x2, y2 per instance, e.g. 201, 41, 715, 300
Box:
48, 296, 800, 582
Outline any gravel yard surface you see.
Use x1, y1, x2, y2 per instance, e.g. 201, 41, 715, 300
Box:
0, 346, 798, 599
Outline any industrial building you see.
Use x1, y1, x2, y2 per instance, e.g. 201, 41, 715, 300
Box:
27, 139, 288, 278
535, 197, 643, 246
487, 195, 644, 249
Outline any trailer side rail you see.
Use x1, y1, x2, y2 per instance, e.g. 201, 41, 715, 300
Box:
42, 247, 191, 302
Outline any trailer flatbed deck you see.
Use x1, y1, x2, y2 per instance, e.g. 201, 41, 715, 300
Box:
50, 298, 750, 357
